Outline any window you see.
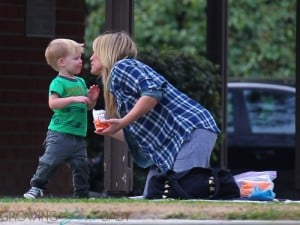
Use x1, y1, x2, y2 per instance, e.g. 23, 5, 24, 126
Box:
243, 89, 295, 134
26, 0, 55, 37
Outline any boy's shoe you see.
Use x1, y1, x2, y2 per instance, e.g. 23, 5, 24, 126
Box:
23, 187, 44, 199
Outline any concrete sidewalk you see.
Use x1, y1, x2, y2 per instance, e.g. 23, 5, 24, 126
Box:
1, 219, 300, 225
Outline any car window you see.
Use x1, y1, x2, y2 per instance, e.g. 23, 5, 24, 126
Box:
243, 88, 295, 134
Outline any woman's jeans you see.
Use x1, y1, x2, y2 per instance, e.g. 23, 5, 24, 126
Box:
143, 128, 217, 197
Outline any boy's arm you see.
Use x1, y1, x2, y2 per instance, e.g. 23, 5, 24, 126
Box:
48, 93, 90, 109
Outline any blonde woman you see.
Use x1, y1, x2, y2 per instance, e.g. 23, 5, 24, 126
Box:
90, 32, 220, 197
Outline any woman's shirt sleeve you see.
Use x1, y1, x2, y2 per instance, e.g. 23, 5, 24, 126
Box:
110, 59, 167, 101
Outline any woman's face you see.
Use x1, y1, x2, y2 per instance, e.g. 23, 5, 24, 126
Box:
90, 53, 102, 75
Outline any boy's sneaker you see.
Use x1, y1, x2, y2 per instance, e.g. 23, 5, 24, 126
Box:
23, 187, 44, 199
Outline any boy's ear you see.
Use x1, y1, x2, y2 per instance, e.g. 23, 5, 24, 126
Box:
57, 58, 65, 67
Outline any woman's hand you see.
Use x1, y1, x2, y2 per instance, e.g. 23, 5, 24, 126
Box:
94, 118, 124, 136
94, 124, 125, 142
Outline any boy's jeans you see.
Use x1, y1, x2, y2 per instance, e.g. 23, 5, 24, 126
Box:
30, 130, 90, 197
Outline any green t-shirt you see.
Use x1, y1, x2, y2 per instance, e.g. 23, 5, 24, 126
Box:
48, 75, 88, 137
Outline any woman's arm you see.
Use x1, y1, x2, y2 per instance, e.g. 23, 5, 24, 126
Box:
95, 96, 158, 136
110, 130, 125, 142
121, 96, 158, 127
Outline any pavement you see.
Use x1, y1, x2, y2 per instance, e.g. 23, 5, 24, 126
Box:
1, 219, 300, 225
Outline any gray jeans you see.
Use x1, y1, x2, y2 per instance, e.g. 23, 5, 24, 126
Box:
29, 130, 90, 197
143, 128, 217, 197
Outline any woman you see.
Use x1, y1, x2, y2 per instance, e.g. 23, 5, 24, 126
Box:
90, 31, 220, 197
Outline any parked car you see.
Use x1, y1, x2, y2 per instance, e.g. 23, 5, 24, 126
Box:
227, 82, 295, 171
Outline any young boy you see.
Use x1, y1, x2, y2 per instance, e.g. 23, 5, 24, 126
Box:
23, 38, 99, 199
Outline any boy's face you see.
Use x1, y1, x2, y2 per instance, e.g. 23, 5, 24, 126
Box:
60, 53, 83, 76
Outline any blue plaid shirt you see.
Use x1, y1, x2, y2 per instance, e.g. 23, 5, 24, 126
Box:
110, 58, 220, 171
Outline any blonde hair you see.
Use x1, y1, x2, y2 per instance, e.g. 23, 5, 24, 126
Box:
45, 38, 84, 72
92, 32, 137, 118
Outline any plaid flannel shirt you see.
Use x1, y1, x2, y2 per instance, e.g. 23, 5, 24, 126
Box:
110, 58, 220, 171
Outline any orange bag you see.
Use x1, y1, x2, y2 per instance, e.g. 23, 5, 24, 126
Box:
233, 171, 276, 198
240, 180, 271, 197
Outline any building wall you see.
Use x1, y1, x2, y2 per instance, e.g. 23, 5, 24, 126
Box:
0, 0, 86, 196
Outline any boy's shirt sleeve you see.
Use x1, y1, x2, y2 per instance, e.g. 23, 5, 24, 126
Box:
49, 78, 64, 97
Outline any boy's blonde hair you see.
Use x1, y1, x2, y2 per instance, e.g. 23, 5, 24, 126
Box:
45, 38, 84, 72
92, 32, 137, 118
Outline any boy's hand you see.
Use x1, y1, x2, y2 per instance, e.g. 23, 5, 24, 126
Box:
88, 85, 100, 102
87, 85, 100, 109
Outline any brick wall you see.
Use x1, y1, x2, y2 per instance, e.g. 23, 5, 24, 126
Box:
0, 0, 86, 197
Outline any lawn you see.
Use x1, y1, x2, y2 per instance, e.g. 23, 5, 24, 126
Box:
1, 198, 300, 221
